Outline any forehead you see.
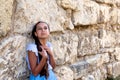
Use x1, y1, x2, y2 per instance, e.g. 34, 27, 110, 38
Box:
36, 22, 48, 28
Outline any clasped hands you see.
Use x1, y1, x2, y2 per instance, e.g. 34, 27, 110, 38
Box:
38, 46, 52, 59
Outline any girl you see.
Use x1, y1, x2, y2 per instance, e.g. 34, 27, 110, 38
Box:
26, 21, 57, 80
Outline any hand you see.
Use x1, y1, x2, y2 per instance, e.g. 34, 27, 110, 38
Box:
43, 46, 53, 56
38, 46, 48, 59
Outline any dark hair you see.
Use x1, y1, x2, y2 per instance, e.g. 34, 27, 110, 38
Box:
32, 21, 50, 78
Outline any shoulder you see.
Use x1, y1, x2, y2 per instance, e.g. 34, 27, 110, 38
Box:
47, 41, 52, 47
27, 43, 36, 47
47, 41, 53, 51
26, 43, 38, 56
26, 43, 37, 50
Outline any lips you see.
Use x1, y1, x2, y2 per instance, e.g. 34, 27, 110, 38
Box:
41, 33, 46, 35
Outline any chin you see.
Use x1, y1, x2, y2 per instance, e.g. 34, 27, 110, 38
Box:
40, 37, 48, 39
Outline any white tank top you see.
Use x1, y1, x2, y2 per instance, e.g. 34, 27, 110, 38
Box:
26, 42, 53, 70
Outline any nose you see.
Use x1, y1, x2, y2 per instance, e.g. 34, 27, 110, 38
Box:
41, 28, 47, 32
41, 28, 45, 31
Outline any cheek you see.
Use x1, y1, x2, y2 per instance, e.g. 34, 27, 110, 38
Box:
47, 31, 50, 35
36, 31, 42, 36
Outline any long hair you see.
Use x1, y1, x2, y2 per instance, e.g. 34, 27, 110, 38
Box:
32, 21, 50, 78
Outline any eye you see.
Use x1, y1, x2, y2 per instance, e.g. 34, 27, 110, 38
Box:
44, 26, 48, 30
37, 27, 42, 30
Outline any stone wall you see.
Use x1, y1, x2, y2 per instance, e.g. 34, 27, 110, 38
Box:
0, 0, 120, 80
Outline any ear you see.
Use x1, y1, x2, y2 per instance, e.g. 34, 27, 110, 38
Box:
34, 32, 37, 37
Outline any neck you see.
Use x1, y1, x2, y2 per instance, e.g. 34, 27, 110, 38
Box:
39, 39, 47, 46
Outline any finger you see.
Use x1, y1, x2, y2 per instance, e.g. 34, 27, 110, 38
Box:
38, 50, 44, 54
38, 51, 42, 55
40, 46, 44, 50
43, 46, 49, 50
38, 51, 46, 57
40, 46, 46, 52
38, 49, 46, 55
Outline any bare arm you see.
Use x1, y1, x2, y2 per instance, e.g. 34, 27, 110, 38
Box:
28, 50, 47, 76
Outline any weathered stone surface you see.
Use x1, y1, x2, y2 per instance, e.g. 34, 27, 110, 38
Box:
0, 35, 28, 79
115, 28, 120, 46
70, 61, 89, 79
81, 66, 107, 80
13, 0, 75, 33
109, 8, 118, 24
114, 48, 120, 61
117, 9, 120, 24
0, 0, 120, 79
98, 5, 110, 23
93, 0, 115, 5
0, 0, 13, 37
57, 0, 77, 10
73, 0, 120, 26
107, 63, 113, 76
96, 66, 107, 80
73, 0, 99, 25
94, 0, 120, 7
109, 8, 120, 25
77, 28, 99, 56
50, 32, 78, 65
115, 0, 120, 7
55, 66, 73, 80
100, 29, 116, 48
81, 75, 95, 80
107, 62, 120, 78
85, 53, 109, 68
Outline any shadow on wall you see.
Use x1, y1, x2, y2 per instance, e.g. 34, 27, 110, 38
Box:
106, 75, 120, 80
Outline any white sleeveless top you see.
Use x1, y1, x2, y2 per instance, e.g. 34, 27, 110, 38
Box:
26, 42, 53, 70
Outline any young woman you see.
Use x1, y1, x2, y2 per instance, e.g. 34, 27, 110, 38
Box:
26, 21, 57, 80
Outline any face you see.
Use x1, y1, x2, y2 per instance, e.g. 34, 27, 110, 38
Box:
35, 22, 50, 39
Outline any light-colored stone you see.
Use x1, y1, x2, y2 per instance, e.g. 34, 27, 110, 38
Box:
100, 29, 116, 48
0, 0, 120, 79
107, 62, 120, 78
0, 0, 13, 37
85, 53, 109, 68
77, 29, 100, 56
117, 9, 120, 24
99, 48, 115, 53
0, 35, 28, 79
107, 64, 113, 76
73, 0, 99, 25
57, 0, 77, 10
93, 0, 115, 5
98, 5, 110, 23
109, 8, 118, 24
114, 47, 120, 61
13, 0, 74, 33
109, 8, 120, 25
81, 75, 95, 80
70, 61, 89, 79
115, 0, 120, 7
115, 28, 120, 46
81, 67, 107, 80
94, 0, 120, 8
50, 32, 78, 65
55, 66, 73, 80
93, 67, 107, 80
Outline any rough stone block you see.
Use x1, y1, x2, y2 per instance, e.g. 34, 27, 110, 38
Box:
0, 35, 27, 79
70, 61, 90, 79
50, 33, 78, 65
73, 0, 99, 25
0, 0, 13, 37
55, 66, 73, 80
77, 30, 100, 56
107, 62, 120, 78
